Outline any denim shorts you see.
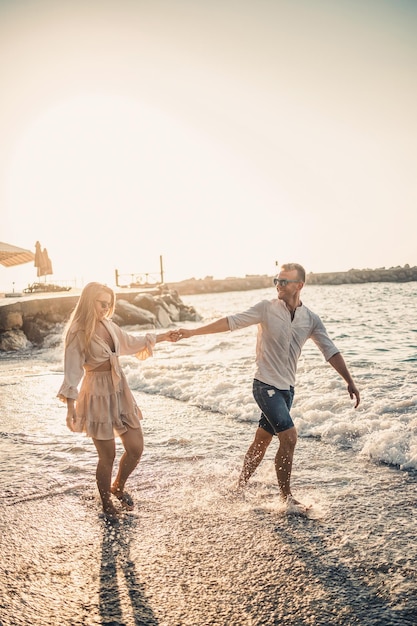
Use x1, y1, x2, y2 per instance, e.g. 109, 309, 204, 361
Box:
253, 379, 295, 435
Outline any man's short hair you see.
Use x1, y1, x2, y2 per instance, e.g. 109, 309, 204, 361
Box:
281, 263, 306, 282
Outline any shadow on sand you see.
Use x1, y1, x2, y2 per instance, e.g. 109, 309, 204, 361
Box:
99, 515, 158, 626
276, 515, 416, 626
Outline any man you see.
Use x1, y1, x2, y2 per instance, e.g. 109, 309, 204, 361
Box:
177, 263, 360, 513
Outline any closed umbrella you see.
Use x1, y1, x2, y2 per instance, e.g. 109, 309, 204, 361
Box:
34, 241, 53, 277
42, 248, 53, 276
34, 240, 43, 274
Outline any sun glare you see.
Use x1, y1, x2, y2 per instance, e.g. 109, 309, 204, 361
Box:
2, 0, 416, 293
5, 93, 282, 289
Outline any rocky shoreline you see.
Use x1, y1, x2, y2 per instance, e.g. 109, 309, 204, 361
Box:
305, 264, 417, 286
1, 264, 416, 351
167, 264, 417, 293
0, 288, 201, 351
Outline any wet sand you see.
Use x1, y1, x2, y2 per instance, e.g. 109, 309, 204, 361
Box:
1, 395, 417, 626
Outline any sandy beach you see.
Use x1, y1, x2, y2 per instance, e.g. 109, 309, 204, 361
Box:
1, 282, 417, 626
1, 391, 416, 626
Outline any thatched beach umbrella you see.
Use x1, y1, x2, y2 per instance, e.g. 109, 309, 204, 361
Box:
0, 242, 35, 267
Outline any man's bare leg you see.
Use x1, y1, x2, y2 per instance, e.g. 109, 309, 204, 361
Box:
275, 426, 300, 500
238, 427, 273, 487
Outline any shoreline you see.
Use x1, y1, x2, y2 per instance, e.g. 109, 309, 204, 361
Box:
1, 265, 416, 351
2, 391, 416, 626
2, 263, 417, 302
0, 287, 200, 351
167, 264, 417, 295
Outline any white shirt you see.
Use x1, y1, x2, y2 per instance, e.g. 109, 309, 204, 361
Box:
227, 298, 339, 390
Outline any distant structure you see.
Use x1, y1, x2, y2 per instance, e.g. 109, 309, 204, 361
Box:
115, 255, 164, 288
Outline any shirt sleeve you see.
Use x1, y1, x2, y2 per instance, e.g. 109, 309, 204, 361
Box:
227, 301, 264, 331
112, 324, 157, 360
56, 330, 86, 402
310, 315, 340, 361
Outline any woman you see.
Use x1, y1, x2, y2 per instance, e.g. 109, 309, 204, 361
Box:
57, 282, 178, 520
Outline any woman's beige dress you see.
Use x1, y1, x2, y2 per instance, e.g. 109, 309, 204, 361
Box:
57, 319, 156, 440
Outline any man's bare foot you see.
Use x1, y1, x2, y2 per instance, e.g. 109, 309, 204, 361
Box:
284, 495, 311, 516
236, 473, 249, 490
227, 482, 245, 499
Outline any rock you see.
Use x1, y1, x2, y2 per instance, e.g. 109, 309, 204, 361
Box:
179, 305, 202, 322
0, 330, 31, 351
22, 319, 52, 346
22, 321, 44, 345
306, 266, 417, 285
115, 300, 157, 326
0, 287, 199, 351
111, 313, 124, 326
0, 311, 23, 331
165, 303, 180, 322
132, 294, 159, 313
155, 305, 172, 327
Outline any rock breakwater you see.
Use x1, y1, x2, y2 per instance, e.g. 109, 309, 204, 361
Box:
165, 274, 273, 295
165, 265, 417, 294
306, 265, 417, 285
1, 265, 416, 351
0, 288, 200, 352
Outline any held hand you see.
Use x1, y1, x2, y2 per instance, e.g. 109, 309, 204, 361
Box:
176, 328, 192, 340
348, 383, 360, 409
166, 330, 182, 342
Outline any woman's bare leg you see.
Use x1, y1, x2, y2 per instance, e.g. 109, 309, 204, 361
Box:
93, 438, 117, 516
111, 425, 143, 503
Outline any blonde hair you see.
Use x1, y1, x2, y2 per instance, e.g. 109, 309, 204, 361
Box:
64, 282, 115, 348
280, 263, 306, 282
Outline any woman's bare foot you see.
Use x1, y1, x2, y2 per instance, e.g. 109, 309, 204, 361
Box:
100, 503, 120, 523
111, 486, 134, 510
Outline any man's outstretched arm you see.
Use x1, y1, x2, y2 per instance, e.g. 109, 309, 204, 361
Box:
328, 352, 361, 408
178, 317, 230, 339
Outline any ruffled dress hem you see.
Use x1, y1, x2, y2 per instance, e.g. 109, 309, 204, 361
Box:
73, 369, 142, 440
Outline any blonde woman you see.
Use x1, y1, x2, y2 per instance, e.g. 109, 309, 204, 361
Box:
57, 282, 178, 520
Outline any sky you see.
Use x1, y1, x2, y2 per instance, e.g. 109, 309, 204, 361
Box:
1, 0, 416, 291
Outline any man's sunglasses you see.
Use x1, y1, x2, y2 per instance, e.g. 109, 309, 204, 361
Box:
273, 278, 300, 287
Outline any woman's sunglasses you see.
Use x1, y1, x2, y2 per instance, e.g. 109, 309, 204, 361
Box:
96, 300, 112, 309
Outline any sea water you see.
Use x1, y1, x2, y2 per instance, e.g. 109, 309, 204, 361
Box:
133, 281, 417, 474
1, 282, 416, 625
